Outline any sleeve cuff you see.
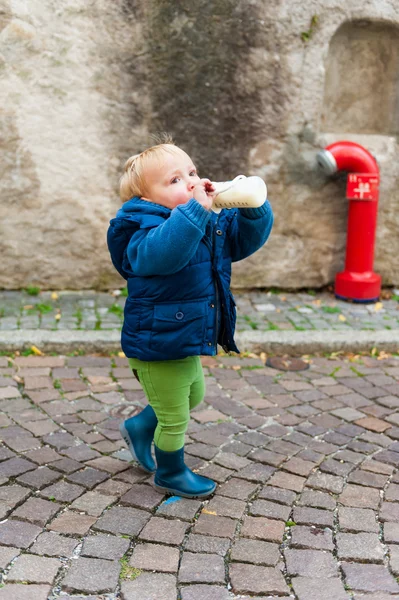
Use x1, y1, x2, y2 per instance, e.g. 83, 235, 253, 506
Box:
239, 199, 272, 220
177, 198, 211, 229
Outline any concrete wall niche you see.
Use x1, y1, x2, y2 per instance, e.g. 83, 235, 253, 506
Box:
321, 20, 399, 134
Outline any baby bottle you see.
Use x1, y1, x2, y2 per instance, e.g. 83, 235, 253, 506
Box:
211, 175, 267, 213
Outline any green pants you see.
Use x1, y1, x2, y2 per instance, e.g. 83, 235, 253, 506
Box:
128, 356, 205, 452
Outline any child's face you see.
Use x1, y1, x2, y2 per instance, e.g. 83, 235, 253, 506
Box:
142, 148, 201, 209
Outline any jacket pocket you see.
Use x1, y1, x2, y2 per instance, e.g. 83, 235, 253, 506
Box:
150, 300, 208, 356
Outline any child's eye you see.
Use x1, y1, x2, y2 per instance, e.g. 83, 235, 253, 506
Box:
171, 177, 180, 184
189, 171, 197, 177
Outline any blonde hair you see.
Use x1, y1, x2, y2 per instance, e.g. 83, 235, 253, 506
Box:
119, 134, 179, 202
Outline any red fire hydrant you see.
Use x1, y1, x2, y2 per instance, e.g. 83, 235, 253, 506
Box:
317, 141, 381, 302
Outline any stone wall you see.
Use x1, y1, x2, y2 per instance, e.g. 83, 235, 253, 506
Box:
0, 0, 398, 289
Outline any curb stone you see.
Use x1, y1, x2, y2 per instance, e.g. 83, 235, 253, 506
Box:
0, 329, 398, 355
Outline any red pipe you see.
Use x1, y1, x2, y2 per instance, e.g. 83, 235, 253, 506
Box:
319, 141, 381, 302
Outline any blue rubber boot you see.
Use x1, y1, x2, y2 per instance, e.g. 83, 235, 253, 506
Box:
119, 405, 157, 473
154, 446, 216, 499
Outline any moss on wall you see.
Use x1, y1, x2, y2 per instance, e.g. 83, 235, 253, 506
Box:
146, 0, 266, 179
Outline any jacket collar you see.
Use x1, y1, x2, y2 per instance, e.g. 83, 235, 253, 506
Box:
117, 196, 170, 219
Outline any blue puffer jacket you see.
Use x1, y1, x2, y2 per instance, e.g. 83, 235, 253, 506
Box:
107, 196, 273, 360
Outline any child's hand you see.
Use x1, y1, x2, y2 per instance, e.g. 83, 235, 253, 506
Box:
193, 179, 215, 211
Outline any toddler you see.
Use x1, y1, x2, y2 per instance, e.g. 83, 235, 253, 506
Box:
107, 137, 273, 498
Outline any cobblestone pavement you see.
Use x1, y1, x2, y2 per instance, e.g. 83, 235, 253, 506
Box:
0, 353, 399, 598
1, 288, 398, 333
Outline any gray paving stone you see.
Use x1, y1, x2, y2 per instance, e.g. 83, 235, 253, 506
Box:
179, 552, 225, 584
249, 448, 286, 467
339, 484, 380, 509
156, 497, 202, 521
30, 531, 79, 557
130, 543, 179, 572
40, 480, 85, 502
213, 451, 251, 471
96, 479, 131, 497
193, 514, 237, 539
249, 499, 291, 521
139, 516, 188, 546
291, 525, 334, 551
258, 486, 296, 505
230, 563, 290, 595
16, 465, 61, 489
282, 455, 317, 476
67, 467, 109, 489
7, 553, 61, 583
112, 465, 147, 484
49, 457, 82, 473
0, 584, 51, 600
180, 585, 231, 600
61, 556, 121, 594
0, 546, 20, 569
241, 516, 285, 543
42, 431, 76, 450
352, 595, 399, 600
184, 533, 231, 556
185, 442, 219, 460
293, 507, 334, 528
385, 482, 399, 501
380, 501, 399, 522
61, 444, 101, 462
235, 462, 274, 483
389, 545, 399, 575
0, 447, 15, 462
120, 484, 164, 510
0, 501, 10, 519
69, 490, 114, 516
81, 533, 130, 560
360, 431, 392, 447
320, 458, 354, 477
267, 471, 305, 492
298, 489, 336, 510
384, 522, 399, 543
206, 495, 246, 519
268, 439, 301, 456
306, 472, 344, 493
0, 519, 42, 548
0, 386, 20, 399
120, 572, 177, 600
347, 440, 379, 454
0, 484, 30, 507
94, 506, 150, 537
48, 511, 96, 535
285, 549, 338, 578
0, 457, 36, 478
292, 577, 349, 600
217, 477, 258, 500
85, 455, 129, 474
335, 448, 366, 464
338, 507, 379, 533
24, 447, 61, 464
342, 563, 399, 593
347, 469, 389, 488
11, 496, 62, 526
331, 407, 366, 421
374, 450, 399, 466
337, 532, 384, 562
230, 538, 280, 566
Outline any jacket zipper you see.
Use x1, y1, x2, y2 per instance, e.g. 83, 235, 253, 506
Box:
213, 216, 220, 350
203, 216, 220, 352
